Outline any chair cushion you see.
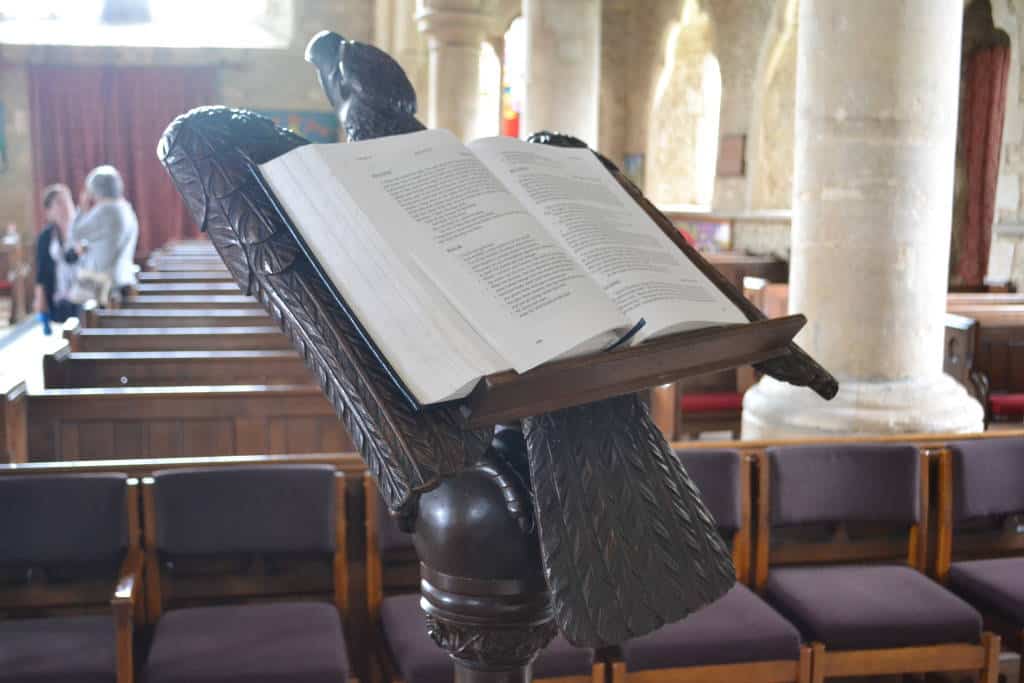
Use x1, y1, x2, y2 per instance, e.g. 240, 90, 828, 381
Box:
0, 614, 116, 683
380, 593, 593, 683
622, 584, 800, 671
144, 601, 348, 683
765, 565, 981, 651
948, 557, 1024, 624
988, 394, 1024, 417
680, 393, 743, 413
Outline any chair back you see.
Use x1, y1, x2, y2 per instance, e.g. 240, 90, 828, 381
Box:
142, 465, 345, 621
0, 473, 136, 614
756, 443, 928, 588
0, 473, 128, 567
675, 449, 750, 581
936, 439, 1024, 579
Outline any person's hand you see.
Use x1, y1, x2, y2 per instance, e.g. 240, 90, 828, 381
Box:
78, 189, 94, 213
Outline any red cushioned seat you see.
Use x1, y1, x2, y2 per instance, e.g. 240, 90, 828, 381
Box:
680, 392, 743, 413
988, 394, 1024, 417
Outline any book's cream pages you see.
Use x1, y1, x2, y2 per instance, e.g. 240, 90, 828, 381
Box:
260, 129, 746, 406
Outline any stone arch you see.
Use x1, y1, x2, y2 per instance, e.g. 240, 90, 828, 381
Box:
746, 0, 798, 211
644, 0, 721, 207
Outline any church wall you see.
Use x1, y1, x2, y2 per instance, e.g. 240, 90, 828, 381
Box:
0, 0, 372, 247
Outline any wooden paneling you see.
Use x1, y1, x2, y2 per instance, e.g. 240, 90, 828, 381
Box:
134, 282, 241, 295
67, 326, 291, 352
44, 349, 313, 388
120, 295, 261, 309
137, 271, 233, 284
86, 308, 273, 329
25, 385, 352, 461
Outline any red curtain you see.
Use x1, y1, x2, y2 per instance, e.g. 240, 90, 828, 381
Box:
959, 43, 1010, 287
28, 65, 217, 257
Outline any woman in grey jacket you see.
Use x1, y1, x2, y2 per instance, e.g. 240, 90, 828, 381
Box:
71, 165, 139, 298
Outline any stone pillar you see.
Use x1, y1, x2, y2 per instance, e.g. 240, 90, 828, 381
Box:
377, 0, 431, 113
417, 1, 497, 141
742, 0, 985, 437
521, 0, 601, 145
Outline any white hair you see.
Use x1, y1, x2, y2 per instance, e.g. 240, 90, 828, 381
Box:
85, 165, 124, 200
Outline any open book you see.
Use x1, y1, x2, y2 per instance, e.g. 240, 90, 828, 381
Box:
259, 129, 748, 405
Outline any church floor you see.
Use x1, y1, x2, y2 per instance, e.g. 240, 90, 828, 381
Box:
0, 316, 64, 393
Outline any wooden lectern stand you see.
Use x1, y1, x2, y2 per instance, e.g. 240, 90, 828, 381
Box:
160, 31, 836, 683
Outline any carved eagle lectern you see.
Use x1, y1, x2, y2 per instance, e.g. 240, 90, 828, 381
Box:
158, 30, 836, 659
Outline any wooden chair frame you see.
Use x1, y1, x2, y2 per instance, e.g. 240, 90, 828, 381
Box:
609, 455, 812, 683
935, 447, 1024, 652
364, 473, 603, 683
142, 469, 349, 624
754, 450, 1000, 683
0, 477, 142, 683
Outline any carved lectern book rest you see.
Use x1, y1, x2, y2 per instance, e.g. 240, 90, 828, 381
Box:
257, 127, 807, 421
160, 31, 838, 664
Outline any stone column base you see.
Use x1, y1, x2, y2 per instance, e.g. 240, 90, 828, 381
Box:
741, 374, 984, 439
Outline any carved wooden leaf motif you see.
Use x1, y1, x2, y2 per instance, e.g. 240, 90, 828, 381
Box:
524, 394, 736, 647
158, 106, 490, 511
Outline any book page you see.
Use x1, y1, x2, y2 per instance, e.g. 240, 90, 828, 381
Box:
469, 137, 748, 340
261, 147, 506, 405
310, 129, 628, 372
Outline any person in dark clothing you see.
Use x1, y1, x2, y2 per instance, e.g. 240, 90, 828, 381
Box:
34, 184, 81, 323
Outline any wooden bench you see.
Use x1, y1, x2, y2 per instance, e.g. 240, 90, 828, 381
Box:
145, 257, 228, 272
44, 347, 313, 388
84, 307, 273, 328
17, 383, 350, 461
0, 375, 27, 463
119, 294, 262, 309
647, 283, 987, 440
133, 282, 241, 296
137, 271, 234, 284
944, 305, 1024, 422
64, 323, 292, 352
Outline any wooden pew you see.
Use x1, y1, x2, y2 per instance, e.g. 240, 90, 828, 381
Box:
120, 295, 262, 310
947, 293, 1024, 306
648, 283, 987, 440
146, 260, 228, 272
133, 282, 241, 296
64, 323, 292, 352
24, 384, 351, 461
85, 307, 273, 328
137, 271, 234, 284
705, 251, 788, 291
0, 377, 27, 463
44, 348, 314, 388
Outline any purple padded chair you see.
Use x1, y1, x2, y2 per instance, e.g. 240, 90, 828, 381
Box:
939, 438, 1024, 653
364, 474, 600, 683
0, 473, 141, 683
141, 465, 353, 683
613, 449, 811, 683
757, 443, 999, 683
